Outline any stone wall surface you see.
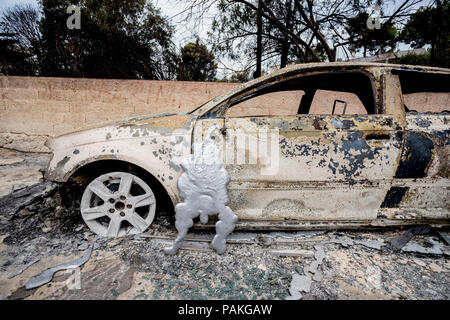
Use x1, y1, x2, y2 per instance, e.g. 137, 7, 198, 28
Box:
0, 76, 239, 152
0, 76, 239, 136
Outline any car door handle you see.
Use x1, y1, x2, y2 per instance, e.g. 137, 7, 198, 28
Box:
365, 133, 391, 140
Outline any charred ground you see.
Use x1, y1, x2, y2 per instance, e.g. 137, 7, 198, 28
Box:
0, 148, 449, 300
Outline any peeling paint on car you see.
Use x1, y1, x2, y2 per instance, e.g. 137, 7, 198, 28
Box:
395, 132, 434, 179
44, 62, 450, 231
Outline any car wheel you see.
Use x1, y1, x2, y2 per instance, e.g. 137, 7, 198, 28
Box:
80, 171, 156, 237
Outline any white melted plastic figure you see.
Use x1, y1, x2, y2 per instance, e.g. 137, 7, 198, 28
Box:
164, 125, 238, 255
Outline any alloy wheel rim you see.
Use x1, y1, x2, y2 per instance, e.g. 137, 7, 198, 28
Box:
80, 172, 156, 237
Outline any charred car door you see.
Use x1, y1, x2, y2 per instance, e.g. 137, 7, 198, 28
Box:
379, 70, 450, 222
193, 70, 404, 225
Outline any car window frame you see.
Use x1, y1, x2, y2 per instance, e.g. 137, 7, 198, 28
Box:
198, 69, 379, 119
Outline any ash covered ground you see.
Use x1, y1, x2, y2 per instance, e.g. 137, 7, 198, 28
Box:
0, 148, 449, 300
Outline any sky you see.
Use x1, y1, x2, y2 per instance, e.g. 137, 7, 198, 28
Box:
0, 0, 432, 77
0, 0, 35, 12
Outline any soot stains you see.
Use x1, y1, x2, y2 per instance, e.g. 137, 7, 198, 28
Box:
395, 132, 433, 179
381, 186, 409, 208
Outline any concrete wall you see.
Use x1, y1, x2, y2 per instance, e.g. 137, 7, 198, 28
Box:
0, 76, 239, 135
0, 76, 239, 152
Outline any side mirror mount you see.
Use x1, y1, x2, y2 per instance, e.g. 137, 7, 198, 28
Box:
332, 99, 348, 115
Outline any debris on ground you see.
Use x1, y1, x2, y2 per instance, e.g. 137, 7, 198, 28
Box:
8, 258, 40, 279
0, 148, 50, 197
0, 149, 449, 300
354, 239, 385, 251
0, 157, 24, 166
286, 274, 312, 300
435, 230, 450, 245
401, 237, 443, 255
387, 225, 433, 251
25, 238, 96, 290
365, 265, 382, 290
0, 182, 57, 223
269, 249, 315, 257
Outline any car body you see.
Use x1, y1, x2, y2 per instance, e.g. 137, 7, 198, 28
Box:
45, 62, 450, 234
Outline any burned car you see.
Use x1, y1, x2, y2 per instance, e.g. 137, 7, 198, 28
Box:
45, 62, 450, 237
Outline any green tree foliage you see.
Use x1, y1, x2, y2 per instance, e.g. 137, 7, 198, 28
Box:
391, 52, 431, 65
346, 12, 398, 57
38, 0, 178, 79
398, 1, 449, 68
0, 33, 35, 75
230, 71, 249, 82
177, 41, 217, 81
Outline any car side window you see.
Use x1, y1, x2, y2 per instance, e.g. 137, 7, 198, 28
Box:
309, 90, 368, 115
393, 70, 450, 113
225, 90, 304, 117
403, 92, 449, 113
220, 71, 376, 117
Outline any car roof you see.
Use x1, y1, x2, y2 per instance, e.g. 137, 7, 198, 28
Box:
268, 62, 450, 75
192, 62, 450, 116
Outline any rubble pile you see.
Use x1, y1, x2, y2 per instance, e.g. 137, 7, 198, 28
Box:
0, 182, 84, 244
0, 149, 448, 300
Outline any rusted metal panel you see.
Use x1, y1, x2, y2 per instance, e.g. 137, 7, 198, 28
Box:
193, 112, 402, 222
194, 218, 450, 230
381, 113, 450, 217
45, 113, 196, 205
406, 114, 450, 132
227, 184, 389, 221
